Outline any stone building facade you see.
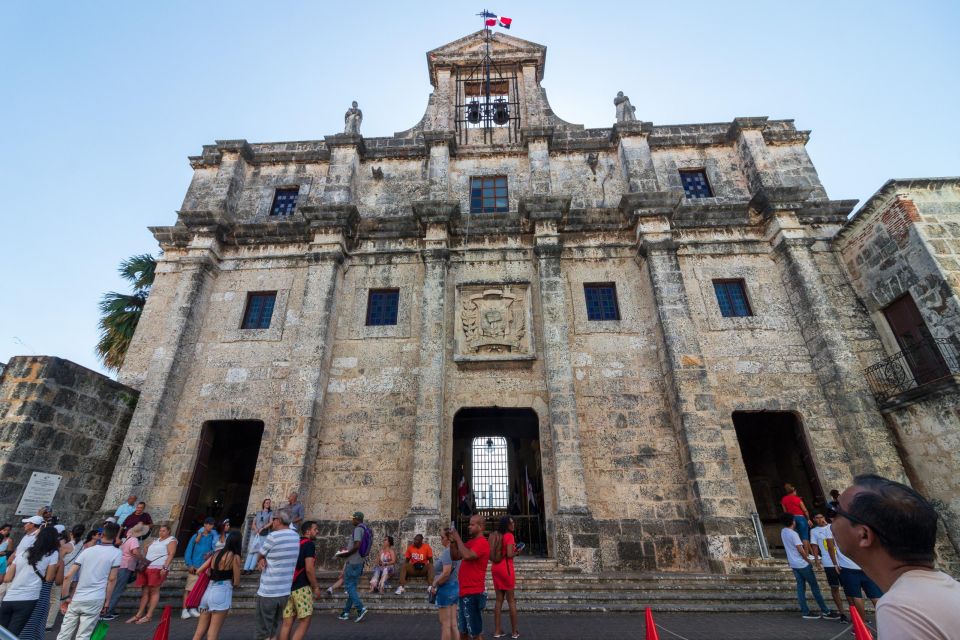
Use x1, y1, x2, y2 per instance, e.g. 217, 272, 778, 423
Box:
0, 356, 137, 527
834, 178, 960, 557
100, 31, 954, 572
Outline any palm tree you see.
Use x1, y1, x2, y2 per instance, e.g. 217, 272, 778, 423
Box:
96, 253, 157, 371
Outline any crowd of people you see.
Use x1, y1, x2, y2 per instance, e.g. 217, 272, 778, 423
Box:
1, 476, 958, 639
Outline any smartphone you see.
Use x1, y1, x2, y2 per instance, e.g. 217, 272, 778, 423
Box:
449, 521, 456, 531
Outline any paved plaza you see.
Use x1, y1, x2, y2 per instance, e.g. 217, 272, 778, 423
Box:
46, 611, 872, 640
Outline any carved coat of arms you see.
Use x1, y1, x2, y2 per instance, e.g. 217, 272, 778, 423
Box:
460, 288, 527, 354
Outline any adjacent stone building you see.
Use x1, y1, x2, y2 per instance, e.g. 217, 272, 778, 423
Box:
99, 31, 957, 572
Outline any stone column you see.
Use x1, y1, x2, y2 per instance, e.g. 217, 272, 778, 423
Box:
727, 118, 781, 196
323, 134, 364, 204
103, 233, 220, 513
403, 202, 456, 535
764, 202, 906, 480
423, 132, 456, 200
522, 128, 553, 195
268, 206, 357, 505
522, 197, 600, 569
629, 193, 759, 572
613, 122, 658, 193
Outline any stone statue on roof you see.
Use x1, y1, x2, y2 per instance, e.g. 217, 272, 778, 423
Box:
614, 91, 636, 123
344, 101, 363, 135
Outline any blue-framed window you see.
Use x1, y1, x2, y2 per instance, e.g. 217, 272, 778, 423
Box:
680, 170, 713, 199
270, 187, 299, 216
366, 289, 400, 326
241, 292, 277, 329
584, 283, 620, 321
470, 176, 508, 213
713, 280, 752, 317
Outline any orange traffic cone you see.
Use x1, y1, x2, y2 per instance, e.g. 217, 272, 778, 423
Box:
644, 607, 661, 640
850, 607, 874, 640
151, 605, 172, 640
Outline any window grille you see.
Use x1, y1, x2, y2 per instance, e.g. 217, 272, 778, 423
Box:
270, 187, 299, 216
366, 289, 400, 326
680, 170, 713, 199
472, 436, 508, 510
584, 283, 621, 321
242, 292, 277, 329
713, 280, 752, 317
470, 176, 508, 213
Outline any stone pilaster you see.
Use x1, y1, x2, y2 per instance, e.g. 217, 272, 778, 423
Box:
728, 117, 781, 196
628, 192, 759, 572
423, 132, 456, 200
322, 134, 365, 204
522, 196, 600, 569
613, 121, 658, 193
403, 201, 456, 537
103, 236, 220, 512
522, 127, 554, 196
764, 201, 906, 480
268, 206, 357, 505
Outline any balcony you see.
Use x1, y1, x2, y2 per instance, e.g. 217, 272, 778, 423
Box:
864, 337, 960, 404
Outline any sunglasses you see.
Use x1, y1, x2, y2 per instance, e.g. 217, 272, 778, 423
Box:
831, 505, 890, 543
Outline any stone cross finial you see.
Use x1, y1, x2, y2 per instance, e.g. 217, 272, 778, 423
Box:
614, 91, 636, 123
344, 100, 363, 135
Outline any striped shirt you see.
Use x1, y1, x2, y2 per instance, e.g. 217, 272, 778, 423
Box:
256, 527, 300, 597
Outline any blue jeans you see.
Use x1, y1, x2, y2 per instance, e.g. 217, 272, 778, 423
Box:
794, 515, 810, 540
792, 565, 829, 616
457, 592, 487, 637
341, 563, 365, 615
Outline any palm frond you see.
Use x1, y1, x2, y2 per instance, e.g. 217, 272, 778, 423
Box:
118, 254, 157, 292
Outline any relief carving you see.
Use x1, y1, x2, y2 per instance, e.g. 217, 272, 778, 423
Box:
456, 285, 533, 360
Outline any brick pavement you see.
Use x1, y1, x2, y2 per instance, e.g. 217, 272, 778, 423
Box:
45, 611, 870, 640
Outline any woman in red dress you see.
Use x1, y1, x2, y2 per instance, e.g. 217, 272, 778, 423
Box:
491, 516, 520, 638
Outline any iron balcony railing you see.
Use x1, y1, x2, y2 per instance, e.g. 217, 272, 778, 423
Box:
863, 337, 960, 402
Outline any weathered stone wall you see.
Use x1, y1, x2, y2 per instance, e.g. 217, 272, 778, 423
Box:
0, 357, 137, 527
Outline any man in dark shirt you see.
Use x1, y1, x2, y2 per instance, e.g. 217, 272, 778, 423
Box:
120, 502, 153, 537
278, 521, 319, 640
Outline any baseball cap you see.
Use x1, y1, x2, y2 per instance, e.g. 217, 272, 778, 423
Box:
21, 516, 43, 526
54, 525, 66, 533
103, 516, 118, 524
352, 511, 364, 521
203, 517, 216, 525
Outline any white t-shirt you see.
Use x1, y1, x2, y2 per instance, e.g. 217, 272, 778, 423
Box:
810, 526, 835, 567
13, 531, 37, 558
3, 550, 58, 601
781, 527, 808, 569
145, 536, 176, 568
72, 544, 122, 602
877, 569, 960, 640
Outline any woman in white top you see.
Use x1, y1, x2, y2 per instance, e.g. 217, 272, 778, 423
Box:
128, 525, 177, 624
0, 527, 59, 636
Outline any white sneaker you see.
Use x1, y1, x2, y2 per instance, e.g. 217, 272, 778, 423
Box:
181, 609, 191, 620
189, 608, 201, 618
395, 586, 404, 595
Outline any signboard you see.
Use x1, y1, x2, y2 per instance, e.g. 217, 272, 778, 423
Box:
14, 472, 62, 516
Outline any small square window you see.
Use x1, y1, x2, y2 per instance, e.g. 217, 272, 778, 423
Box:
584, 283, 621, 321
713, 280, 752, 317
470, 176, 509, 213
680, 170, 713, 199
242, 292, 277, 329
366, 289, 400, 326
270, 187, 299, 216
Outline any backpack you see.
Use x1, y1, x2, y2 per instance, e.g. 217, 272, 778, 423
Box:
357, 524, 374, 558
489, 531, 504, 564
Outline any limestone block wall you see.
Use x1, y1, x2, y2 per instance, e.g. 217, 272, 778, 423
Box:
0, 357, 137, 527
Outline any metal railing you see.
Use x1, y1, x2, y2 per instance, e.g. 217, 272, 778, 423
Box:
456, 512, 548, 557
750, 512, 771, 559
863, 337, 959, 402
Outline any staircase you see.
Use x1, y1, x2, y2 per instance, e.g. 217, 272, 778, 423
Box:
117, 558, 805, 614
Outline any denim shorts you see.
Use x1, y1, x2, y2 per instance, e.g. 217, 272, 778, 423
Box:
435, 581, 459, 608
457, 592, 487, 636
200, 581, 233, 612
839, 568, 883, 600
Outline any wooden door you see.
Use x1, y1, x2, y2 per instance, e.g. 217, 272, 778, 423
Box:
883, 295, 948, 384
176, 424, 215, 550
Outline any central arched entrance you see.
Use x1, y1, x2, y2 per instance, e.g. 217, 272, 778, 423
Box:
451, 408, 548, 556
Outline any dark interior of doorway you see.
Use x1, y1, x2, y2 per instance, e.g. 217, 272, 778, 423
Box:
732, 411, 824, 552
452, 408, 548, 556
175, 420, 264, 553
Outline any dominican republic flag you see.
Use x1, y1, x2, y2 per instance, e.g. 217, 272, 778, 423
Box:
480, 11, 512, 29
525, 465, 536, 509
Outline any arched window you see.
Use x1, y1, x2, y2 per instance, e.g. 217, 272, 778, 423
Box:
472, 436, 508, 509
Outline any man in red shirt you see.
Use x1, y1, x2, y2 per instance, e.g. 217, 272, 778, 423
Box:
781, 483, 813, 557
450, 515, 490, 640
394, 534, 434, 595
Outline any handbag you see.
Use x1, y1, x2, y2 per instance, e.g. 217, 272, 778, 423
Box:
184, 570, 210, 609
90, 620, 109, 640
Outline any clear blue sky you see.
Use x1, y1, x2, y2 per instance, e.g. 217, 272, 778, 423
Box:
1, 1, 957, 377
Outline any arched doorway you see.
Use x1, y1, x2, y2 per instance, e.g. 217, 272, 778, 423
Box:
451, 408, 547, 556
176, 420, 265, 550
